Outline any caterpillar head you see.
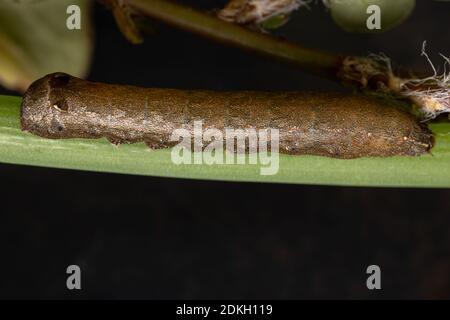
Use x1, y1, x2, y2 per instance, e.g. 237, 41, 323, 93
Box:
20, 72, 101, 139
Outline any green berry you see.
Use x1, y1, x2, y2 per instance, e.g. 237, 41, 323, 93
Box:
329, 0, 416, 33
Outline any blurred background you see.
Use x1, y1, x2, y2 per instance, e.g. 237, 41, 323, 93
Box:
0, 0, 449, 299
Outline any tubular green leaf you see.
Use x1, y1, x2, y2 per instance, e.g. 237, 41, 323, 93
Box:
0, 95, 449, 188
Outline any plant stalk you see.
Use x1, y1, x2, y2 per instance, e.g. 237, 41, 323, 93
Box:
126, 0, 342, 80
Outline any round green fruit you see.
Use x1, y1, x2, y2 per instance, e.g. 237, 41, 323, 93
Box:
329, 0, 416, 33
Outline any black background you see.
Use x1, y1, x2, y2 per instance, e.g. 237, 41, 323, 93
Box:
1, 0, 449, 299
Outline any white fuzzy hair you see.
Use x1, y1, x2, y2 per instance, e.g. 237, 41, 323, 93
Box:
218, 0, 314, 25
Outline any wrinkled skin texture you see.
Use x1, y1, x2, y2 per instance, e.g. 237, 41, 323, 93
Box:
21, 73, 433, 158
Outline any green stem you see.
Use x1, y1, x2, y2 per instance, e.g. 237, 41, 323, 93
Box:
126, 0, 342, 80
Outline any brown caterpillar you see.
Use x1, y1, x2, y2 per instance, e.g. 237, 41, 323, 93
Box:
20, 72, 433, 158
